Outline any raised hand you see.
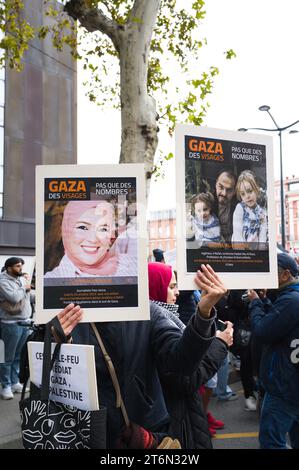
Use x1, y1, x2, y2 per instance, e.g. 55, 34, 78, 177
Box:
56, 303, 83, 338
195, 264, 227, 318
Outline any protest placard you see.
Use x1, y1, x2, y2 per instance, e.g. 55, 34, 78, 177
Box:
35, 164, 149, 323
27, 342, 99, 411
176, 125, 277, 289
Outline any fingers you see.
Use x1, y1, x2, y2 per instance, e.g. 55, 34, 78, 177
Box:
204, 264, 225, 287
64, 313, 83, 336
57, 303, 77, 320
247, 289, 258, 300
216, 328, 234, 347
199, 264, 227, 294
57, 303, 83, 336
195, 269, 225, 294
194, 273, 211, 292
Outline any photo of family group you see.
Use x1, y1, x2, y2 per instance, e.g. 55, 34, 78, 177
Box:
186, 168, 268, 250
175, 125, 277, 290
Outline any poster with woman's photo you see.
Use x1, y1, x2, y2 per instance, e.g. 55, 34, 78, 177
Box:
35, 164, 149, 323
175, 125, 278, 290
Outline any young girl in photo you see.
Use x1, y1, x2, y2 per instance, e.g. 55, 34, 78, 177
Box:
232, 170, 268, 247
187, 192, 221, 246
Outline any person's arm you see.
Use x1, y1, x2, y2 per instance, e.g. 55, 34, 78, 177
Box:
232, 203, 244, 243
152, 264, 228, 376
159, 322, 232, 394
190, 323, 233, 388
248, 292, 299, 344
0, 279, 27, 303
195, 264, 228, 321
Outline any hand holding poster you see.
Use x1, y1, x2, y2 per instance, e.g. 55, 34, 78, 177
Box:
36, 164, 149, 323
176, 125, 278, 290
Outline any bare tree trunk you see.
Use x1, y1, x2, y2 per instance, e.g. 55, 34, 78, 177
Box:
119, 0, 161, 184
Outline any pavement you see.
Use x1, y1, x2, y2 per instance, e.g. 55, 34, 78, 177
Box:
0, 367, 258, 450
209, 380, 259, 449
0, 388, 24, 449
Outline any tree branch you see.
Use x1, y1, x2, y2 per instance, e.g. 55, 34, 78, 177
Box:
64, 0, 121, 51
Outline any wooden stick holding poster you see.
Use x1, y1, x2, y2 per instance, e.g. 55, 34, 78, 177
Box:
175, 125, 278, 290
35, 164, 149, 323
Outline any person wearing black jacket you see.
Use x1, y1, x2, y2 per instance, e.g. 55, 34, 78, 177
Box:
54, 264, 229, 449
148, 263, 232, 448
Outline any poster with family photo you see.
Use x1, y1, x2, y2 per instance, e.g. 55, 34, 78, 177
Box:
35, 164, 149, 324
175, 125, 278, 290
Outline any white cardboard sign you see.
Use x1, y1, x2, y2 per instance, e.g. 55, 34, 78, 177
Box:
28, 342, 99, 411
35, 164, 149, 323
175, 124, 278, 290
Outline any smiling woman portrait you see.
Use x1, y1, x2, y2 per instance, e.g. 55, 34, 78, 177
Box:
44, 200, 137, 278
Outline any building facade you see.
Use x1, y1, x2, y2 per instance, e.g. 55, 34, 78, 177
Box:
147, 208, 176, 259
0, 0, 76, 257
275, 176, 299, 253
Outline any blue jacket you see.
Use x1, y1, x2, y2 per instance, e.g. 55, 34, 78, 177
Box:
249, 281, 299, 406
72, 302, 216, 448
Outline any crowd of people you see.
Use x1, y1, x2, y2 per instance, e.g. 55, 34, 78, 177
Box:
0, 244, 299, 449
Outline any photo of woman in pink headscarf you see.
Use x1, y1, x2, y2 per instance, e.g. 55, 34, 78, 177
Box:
44, 200, 137, 279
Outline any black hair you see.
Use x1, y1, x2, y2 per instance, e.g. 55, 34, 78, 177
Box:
4, 257, 25, 270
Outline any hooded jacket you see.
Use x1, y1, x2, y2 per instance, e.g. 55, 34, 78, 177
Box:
0, 271, 32, 321
249, 280, 299, 406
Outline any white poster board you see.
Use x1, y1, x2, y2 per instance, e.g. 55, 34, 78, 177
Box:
27, 342, 99, 411
175, 125, 278, 290
35, 164, 149, 323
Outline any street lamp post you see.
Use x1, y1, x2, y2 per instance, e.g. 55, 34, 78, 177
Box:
239, 106, 299, 250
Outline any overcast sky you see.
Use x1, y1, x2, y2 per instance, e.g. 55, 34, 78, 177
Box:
78, 0, 299, 211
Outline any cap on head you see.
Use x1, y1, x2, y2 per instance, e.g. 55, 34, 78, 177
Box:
277, 252, 299, 277
4, 257, 24, 270
153, 248, 164, 262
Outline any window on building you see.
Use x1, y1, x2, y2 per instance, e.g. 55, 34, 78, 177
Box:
165, 224, 170, 238
289, 182, 299, 192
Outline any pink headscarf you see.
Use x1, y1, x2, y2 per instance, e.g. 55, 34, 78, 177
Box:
148, 262, 173, 303
61, 201, 117, 275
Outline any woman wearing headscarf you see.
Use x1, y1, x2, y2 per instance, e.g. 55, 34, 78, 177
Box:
39, 264, 232, 448
45, 200, 137, 278
147, 262, 233, 448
